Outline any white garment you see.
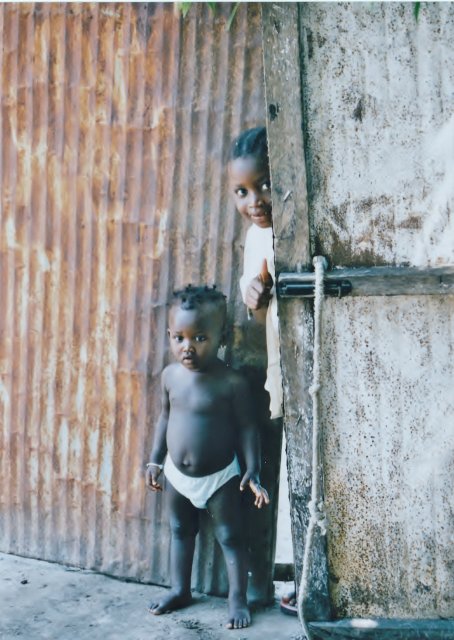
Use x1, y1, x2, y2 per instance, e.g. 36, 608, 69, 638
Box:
164, 454, 241, 509
239, 225, 284, 419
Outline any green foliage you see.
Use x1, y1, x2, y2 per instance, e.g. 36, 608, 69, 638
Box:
178, 2, 240, 31
179, 2, 192, 18
414, 1, 421, 22
226, 3, 240, 32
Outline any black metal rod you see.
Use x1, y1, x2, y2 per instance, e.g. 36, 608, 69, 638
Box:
278, 265, 454, 298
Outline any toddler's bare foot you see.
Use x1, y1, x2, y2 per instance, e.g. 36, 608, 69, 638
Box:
226, 594, 251, 629
148, 589, 192, 615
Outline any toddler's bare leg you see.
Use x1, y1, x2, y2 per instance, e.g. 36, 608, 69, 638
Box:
207, 476, 250, 630
148, 482, 198, 615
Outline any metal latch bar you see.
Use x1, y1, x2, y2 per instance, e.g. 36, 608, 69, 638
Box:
278, 265, 454, 298
279, 279, 352, 298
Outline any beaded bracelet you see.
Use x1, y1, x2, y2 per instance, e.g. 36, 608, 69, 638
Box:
146, 462, 163, 470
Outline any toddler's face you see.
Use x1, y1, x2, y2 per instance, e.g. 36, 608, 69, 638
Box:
228, 155, 272, 229
168, 305, 224, 372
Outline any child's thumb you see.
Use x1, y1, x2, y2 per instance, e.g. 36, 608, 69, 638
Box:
260, 259, 273, 287
260, 259, 269, 279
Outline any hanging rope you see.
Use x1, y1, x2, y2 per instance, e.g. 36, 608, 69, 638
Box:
297, 256, 328, 639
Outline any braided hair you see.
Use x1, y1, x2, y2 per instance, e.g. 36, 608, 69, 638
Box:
171, 285, 227, 318
228, 126, 268, 162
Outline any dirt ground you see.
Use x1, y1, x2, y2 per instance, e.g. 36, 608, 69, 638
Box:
0, 552, 303, 640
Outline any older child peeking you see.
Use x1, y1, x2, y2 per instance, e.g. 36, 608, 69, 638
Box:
146, 286, 269, 630
229, 127, 297, 615
228, 126, 283, 420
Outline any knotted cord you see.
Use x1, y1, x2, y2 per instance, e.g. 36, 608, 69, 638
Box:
297, 256, 328, 639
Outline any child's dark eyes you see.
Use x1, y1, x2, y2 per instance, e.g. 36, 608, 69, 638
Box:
172, 334, 206, 343
235, 182, 270, 198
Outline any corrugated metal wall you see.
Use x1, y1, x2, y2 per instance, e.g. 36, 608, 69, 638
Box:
0, 2, 270, 591
298, 3, 454, 617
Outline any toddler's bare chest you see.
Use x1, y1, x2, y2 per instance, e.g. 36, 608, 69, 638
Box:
169, 379, 231, 413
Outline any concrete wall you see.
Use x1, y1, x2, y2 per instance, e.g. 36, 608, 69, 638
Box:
302, 2, 454, 269
299, 3, 454, 618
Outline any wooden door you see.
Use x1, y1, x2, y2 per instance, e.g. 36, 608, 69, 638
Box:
262, 2, 454, 626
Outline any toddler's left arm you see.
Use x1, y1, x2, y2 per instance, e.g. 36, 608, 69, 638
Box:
240, 472, 269, 509
231, 372, 270, 509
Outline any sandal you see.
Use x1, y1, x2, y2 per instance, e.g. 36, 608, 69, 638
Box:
280, 591, 298, 616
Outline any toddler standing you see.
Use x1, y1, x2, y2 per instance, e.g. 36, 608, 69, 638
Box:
146, 286, 269, 629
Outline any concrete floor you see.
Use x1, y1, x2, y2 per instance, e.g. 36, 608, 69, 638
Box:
0, 440, 298, 640
0, 552, 303, 640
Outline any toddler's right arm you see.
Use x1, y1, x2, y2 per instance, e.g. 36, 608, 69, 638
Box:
145, 371, 170, 492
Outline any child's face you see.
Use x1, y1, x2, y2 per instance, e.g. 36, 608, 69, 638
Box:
168, 305, 224, 372
228, 155, 272, 229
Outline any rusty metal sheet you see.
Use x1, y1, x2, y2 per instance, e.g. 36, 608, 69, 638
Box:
0, 2, 274, 597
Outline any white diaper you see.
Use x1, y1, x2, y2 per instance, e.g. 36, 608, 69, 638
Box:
164, 454, 241, 509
